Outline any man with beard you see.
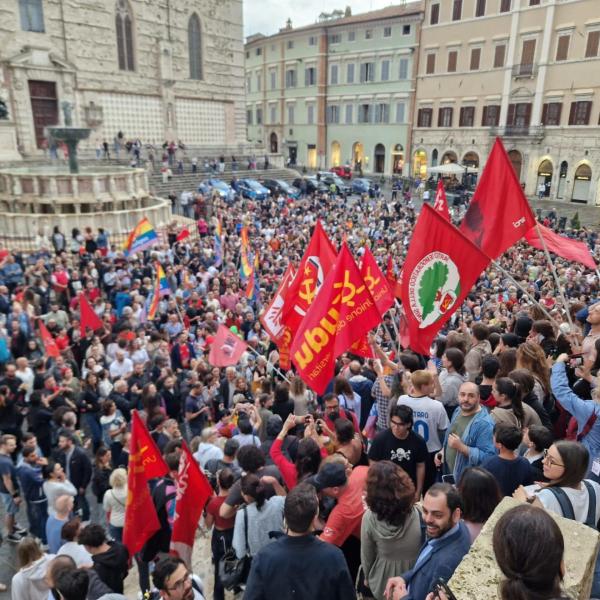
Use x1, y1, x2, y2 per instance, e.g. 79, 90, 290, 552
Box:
384, 484, 471, 600
152, 556, 205, 600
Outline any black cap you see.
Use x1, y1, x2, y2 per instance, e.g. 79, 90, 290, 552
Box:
305, 463, 347, 491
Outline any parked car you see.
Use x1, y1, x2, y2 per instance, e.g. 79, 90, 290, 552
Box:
292, 177, 329, 195
197, 178, 233, 199
352, 177, 376, 194
261, 178, 301, 200
318, 173, 352, 195
237, 178, 270, 200
330, 165, 352, 179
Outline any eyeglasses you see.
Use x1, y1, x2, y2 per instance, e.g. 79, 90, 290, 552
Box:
166, 572, 191, 592
543, 449, 564, 468
390, 419, 408, 427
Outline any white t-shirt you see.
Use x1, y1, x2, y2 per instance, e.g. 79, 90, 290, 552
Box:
525, 480, 600, 524
397, 395, 449, 453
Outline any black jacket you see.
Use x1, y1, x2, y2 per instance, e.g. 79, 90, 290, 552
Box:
57, 446, 92, 491
91, 541, 129, 593
244, 534, 356, 600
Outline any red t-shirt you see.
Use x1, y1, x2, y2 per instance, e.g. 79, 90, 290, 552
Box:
205, 495, 235, 530
319, 465, 368, 546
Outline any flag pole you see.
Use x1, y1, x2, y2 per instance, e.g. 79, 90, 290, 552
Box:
245, 343, 292, 384
534, 222, 575, 329
491, 260, 559, 326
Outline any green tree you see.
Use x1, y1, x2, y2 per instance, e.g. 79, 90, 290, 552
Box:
418, 262, 449, 321
570, 211, 581, 230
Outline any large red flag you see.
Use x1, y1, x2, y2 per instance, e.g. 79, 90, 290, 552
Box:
291, 244, 382, 394
208, 325, 248, 367
403, 205, 489, 355
525, 223, 597, 270
170, 443, 213, 567
123, 411, 169, 556
433, 180, 450, 221
281, 221, 337, 336
79, 293, 103, 337
459, 137, 535, 259
38, 320, 59, 358
361, 247, 394, 316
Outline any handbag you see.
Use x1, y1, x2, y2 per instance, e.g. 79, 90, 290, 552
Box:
218, 506, 252, 590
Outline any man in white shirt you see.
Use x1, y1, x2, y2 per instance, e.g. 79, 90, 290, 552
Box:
397, 370, 449, 492
109, 351, 134, 380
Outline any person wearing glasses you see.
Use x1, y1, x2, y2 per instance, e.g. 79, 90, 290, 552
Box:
513, 440, 600, 597
152, 556, 205, 600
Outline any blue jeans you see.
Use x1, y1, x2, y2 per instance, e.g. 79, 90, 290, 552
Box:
84, 413, 102, 452
26, 500, 48, 543
109, 524, 123, 543
75, 492, 90, 522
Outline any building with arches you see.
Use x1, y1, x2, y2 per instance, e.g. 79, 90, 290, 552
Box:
244, 4, 422, 173
0, 0, 246, 158
413, 0, 600, 205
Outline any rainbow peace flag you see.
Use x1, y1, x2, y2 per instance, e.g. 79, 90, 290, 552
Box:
146, 276, 161, 321
245, 251, 260, 304
214, 218, 223, 268
239, 226, 253, 280
155, 262, 170, 296
124, 217, 158, 256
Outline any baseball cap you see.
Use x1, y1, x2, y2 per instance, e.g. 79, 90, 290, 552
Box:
305, 463, 347, 491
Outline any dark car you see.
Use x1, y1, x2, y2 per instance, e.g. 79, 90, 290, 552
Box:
318, 173, 352, 195
292, 177, 329, 195
352, 178, 376, 194
262, 179, 301, 199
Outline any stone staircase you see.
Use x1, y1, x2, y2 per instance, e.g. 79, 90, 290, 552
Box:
529, 197, 600, 227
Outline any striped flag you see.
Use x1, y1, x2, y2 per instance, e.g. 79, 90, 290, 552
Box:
123, 217, 158, 256
239, 226, 253, 281
245, 251, 260, 305
156, 262, 170, 296
214, 218, 223, 268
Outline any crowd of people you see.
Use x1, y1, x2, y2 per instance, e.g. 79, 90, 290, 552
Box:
0, 176, 598, 600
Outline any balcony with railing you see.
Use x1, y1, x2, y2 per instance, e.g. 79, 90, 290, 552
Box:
489, 125, 545, 141
512, 63, 538, 78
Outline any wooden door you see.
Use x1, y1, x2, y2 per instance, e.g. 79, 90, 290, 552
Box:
28, 80, 58, 148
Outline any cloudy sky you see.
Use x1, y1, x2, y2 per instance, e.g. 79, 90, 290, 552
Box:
243, 0, 418, 37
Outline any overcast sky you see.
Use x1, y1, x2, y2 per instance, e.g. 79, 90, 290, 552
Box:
243, 0, 417, 37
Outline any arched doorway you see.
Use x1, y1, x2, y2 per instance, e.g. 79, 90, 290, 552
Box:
331, 141, 341, 167
557, 161, 568, 200
508, 150, 523, 181
413, 149, 427, 178
352, 142, 364, 170
462, 152, 479, 168
431, 149, 439, 167
537, 159, 553, 198
572, 163, 592, 203
441, 151, 457, 164
270, 132, 278, 154
374, 143, 385, 173
392, 144, 404, 174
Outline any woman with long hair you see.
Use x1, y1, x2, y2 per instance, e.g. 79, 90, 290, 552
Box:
103, 468, 127, 542
508, 369, 553, 430
79, 371, 102, 451
457, 467, 502, 542
11, 537, 54, 599
361, 461, 422, 600
436, 348, 466, 418
334, 376, 361, 414
289, 376, 314, 416
491, 377, 542, 431
493, 505, 568, 600
334, 418, 365, 466
232, 473, 285, 560
516, 342, 552, 411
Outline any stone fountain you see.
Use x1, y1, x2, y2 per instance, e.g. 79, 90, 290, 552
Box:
47, 102, 91, 174
0, 103, 171, 248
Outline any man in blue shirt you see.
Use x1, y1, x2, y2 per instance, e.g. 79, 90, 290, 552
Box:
17, 446, 48, 543
385, 483, 471, 600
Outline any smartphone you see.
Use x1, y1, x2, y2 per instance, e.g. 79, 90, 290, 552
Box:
570, 353, 583, 366
432, 578, 458, 600
441, 474, 455, 485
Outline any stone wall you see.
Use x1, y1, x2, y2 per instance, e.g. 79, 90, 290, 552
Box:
449, 497, 600, 600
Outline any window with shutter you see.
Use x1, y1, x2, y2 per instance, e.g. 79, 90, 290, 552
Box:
507, 104, 516, 126
345, 105, 353, 124
381, 60, 390, 81
569, 101, 592, 125
500, 0, 511, 11
470, 48, 481, 71
347, 64, 355, 84
426, 54, 436, 74
585, 31, 600, 58
482, 105, 500, 126
493, 44, 506, 68
447, 51, 458, 73
19, 0, 45, 32
418, 109, 432, 127
459, 107, 475, 127
520, 39, 536, 75
438, 107, 453, 127
452, 0, 462, 21
396, 103, 405, 123
475, 0, 486, 17
529, 0, 540, 5
556, 35, 570, 61
430, 3, 440, 25
542, 102, 562, 126
399, 59, 409, 79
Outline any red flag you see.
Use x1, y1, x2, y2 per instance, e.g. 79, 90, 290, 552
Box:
386, 257, 403, 300
433, 180, 450, 221
79, 293, 103, 337
170, 443, 213, 567
525, 223, 597, 270
459, 137, 535, 259
349, 336, 375, 359
281, 221, 337, 336
291, 244, 382, 394
176, 228, 190, 242
361, 247, 394, 316
208, 325, 248, 367
38, 320, 59, 358
402, 205, 489, 355
123, 411, 169, 556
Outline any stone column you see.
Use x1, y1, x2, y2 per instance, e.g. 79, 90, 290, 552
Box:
126, 174, 134, 196
92, 177, 101, 200
12, 175, 22, 196
71, 177, 79, 198
49, 178, 58, 198
32, 177, 40, 195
